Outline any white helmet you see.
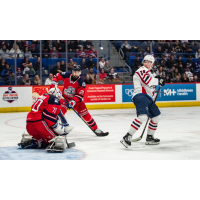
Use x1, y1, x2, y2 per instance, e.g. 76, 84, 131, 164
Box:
142, 55, 155, 65
48, 88, 62, 98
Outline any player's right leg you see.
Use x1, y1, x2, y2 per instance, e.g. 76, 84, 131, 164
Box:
120, 94, 150, 148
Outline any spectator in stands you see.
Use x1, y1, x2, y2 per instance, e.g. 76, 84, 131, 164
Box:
84, 40, 92, 51
185, 67, 193, 81
16, 40, 24, 50
77, 47, 88, 58
9, 44, 23, 58
181, 43, 188, 54
44, 40, 54, 51
0, 58, 8, 76
55, 40, 64, 52
1, 63, 14, 85
50, 47, 61, 58
104, 61, 111, 74
172, 68, 181, 79
60, 60, 66, 71
84, 74, 92, 84
22, 57, 34, 74
173, 40, 180, 49
132, 55, 142, 73
30, 45, 39, 58
166, 55, 176, 69
192, 75, 200, 82
86, 56, 96, 69
89, 68, 96, 84
156, 66, 165, 77
0, 40, 10, 49
159, 54, 168, 70
16, 67, 23, 79
176, 47, 183, 57
32, 75, 41, 85
181, 40, 188, 43
121, 41, 132, 59
67, 40, 73, 52
80, 58, 87, 70
195, 57, 200, 71
144, 46, 151, 56
86, 45, 97, 58
42, 48, 50, 58
20, 74, 31, 85
181, 73, 189, 82
173, 75, 181, 83
186, 48, 194, 58
68, 58, 77, 70
24, 46, 32, 58
169, 47, 176, 54
178, 63, 185, 75
52, 61, 62, 75
176, 56, 185, 67
23, 40, 30, 48
153, 55, 160, 72
33, 57, 44, 72
185, 56, 196, 72
108, 68, 120, 83
0, 44, 10, 59
72, 40, 84, 52
45, 73, 53, 85
99, 57, 106, 69
154, 46, 163, 58
165, 75, 172, 83
195, 49, 200, 58
137, 49, 144, 58
99, 68, 107, 80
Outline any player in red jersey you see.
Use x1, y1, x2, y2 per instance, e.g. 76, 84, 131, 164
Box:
18, 88, 74, 152
50, 65, 109, 136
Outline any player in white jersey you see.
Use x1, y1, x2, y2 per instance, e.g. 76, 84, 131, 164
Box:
120, 55, 165, 148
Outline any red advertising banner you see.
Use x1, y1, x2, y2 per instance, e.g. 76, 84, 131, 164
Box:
84, 85, 115, 103
32, 86, 64, 103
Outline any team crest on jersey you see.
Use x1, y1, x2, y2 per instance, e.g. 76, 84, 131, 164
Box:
55, 98, 59, 103
64, 86, 75, 98
2, 87, 18, 103
82, 82, 86, 87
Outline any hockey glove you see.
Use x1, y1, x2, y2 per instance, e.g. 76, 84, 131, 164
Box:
68, 100, 76, 108
158, 77, 165, 86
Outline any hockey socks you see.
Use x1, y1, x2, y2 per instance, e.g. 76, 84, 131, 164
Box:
128, 118, 142, 135
147, 119, 158, 136
82, 113, 98, 131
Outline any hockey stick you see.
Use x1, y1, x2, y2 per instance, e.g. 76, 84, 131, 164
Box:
54, 84, 95, 133
131, 85, 161, 142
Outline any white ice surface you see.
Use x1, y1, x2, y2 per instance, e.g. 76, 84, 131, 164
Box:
0, 107, 200, 160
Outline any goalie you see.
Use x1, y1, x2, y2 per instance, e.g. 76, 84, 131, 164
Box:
18, 88, 75, 152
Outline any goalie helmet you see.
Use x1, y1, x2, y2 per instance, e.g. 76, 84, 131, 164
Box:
48, 88, 62, 98
142, 55, 155, 65
72, 65, 81, 71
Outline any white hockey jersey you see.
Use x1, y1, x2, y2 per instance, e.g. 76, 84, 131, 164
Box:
132, 66, 159, 100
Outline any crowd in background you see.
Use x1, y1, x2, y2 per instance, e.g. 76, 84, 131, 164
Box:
120, 40, 200, 83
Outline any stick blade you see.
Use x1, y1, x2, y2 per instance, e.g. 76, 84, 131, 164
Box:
131, 137, 142, 142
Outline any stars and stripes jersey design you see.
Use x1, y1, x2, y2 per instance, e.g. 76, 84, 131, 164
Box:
26, 94, 61, 127
132, 66, 159, 100
51, 72, 86, 103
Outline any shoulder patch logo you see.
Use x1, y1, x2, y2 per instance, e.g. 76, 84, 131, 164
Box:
62, 72, 66, 75
82, 82, 86, 87
55, 98, 59, 103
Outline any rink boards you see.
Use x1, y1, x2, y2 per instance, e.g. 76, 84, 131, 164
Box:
0, 83, 200, 112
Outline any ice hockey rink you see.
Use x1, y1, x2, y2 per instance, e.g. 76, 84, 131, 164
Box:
0, 106, 200, 160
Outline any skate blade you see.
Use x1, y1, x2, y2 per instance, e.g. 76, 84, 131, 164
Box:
120, 139, 129, 148
145, 141, 160, 145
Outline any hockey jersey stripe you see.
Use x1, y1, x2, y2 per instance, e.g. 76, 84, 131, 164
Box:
148, 126, 157, 131
136, 72, 149, 86
43, 109, 57, 120
131, 124, 138, 130
42, 113, 57, 124
144, 75, 150, 82
43, 112, 57, 121
146, 77, 152, 85
132, 121, 140, 128
42, 121, 56, 137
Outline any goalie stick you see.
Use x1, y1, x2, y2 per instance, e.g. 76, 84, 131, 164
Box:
131, 85, 161, 142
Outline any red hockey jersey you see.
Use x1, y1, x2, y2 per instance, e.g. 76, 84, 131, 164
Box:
51, 72, 86, 103
27, 94, 61, 127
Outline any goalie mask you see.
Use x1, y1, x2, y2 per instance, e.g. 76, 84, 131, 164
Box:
48, 88, 62, 99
